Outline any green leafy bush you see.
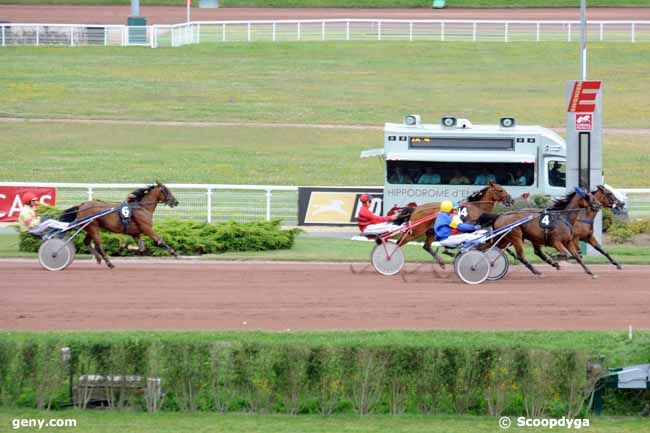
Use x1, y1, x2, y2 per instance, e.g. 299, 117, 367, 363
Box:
607, 218, 650, 243
18, 205, 299, 256
0, 333, 609, 417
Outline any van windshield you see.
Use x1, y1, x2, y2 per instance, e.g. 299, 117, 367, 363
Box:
386, 161, 535, 186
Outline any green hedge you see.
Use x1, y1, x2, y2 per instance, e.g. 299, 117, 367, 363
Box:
19, 205, 299, 256
0, 333, 608, 417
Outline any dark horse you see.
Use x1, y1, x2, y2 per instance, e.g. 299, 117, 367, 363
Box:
568, 185, 626, 270
397, 181, 513, 266
491, 188, 601, 277
61, 182, 179, 269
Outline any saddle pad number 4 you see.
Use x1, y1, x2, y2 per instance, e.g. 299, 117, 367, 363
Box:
458, 207, 469, 221
539, 212, 553, 228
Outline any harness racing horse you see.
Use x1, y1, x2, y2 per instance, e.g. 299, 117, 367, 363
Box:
492, 188, 601, 277
398, 181, 513, 267
568, 184, 626, 270
61, 182, 179, 269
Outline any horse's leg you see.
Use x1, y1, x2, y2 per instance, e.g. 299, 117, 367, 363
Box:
87, 225, 114, 269
83, 232, 102, 264
586, 235, 622, 270
422, 230, 445, 269
554, 240, 595, 278
504, 230, 541, 276
133, 234, 146, 255
139, 225, 178, 257
533, 243, 561, 270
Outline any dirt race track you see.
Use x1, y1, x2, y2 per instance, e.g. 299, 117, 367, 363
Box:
2, 7, 650, 25
1, 260, 649, 331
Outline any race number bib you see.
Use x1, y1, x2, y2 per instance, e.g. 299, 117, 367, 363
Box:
539, 212, 554, 229
120, 205, 132, 218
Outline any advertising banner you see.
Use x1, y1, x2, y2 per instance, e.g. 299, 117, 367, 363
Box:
0, 186, 57, 222
298, 187, 383, 226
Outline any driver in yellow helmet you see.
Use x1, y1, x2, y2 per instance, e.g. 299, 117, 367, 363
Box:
434, 200, 481, 241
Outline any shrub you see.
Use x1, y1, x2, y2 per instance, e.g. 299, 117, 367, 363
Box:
607, 218, 650, 243
0, 333, 607, 417
18, 205, 299, 256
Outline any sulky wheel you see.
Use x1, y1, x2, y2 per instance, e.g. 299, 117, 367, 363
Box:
38, 238, 75, 271
371, 242, 405, 276
454, 250, 490, 285
485, 248, 509, 281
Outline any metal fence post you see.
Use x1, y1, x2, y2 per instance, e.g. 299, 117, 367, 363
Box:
206, 187, 212, 223
272, 22, 276, 42
472, 22, 477, 42
409, 22, 413, 42
321, 21, 325, 41
632, 23, 636, 43
265, 189, 272, 221
536, 22, 540, 42
36, 26, 39, 46
504, 22, 508, 42
197, 23, 201, 44
377, 21, 381, 41
222, 23, 226, 42
87, 187, 93, 201
247, 22, 251, 42
105, 26, 109, 46
568, 23, 571, 42
1, 26, 5, 47
70, 26, 74, 47
297, 22, 301, 41
600, 23, 604, 41
441, 22, 445, 41
346, 20, 350, 41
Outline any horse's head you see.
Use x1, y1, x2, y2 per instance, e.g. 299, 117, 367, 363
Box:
575, 187, 601, 212
156, 182, 179, 208
487, 181, 514, 207
594, 184, 626, 212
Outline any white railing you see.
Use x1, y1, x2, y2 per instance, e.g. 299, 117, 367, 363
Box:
3, 20, 650, 48
0, 183, 298, 224
0, 23, 152, 47
619, 189, 650, 219
2, 183, 649, 224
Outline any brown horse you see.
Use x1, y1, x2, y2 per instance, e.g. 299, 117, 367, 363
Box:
493, 188, 601, 277
397, 181, 513, 266
568, 185, 626, 270
61, 182, 179, 269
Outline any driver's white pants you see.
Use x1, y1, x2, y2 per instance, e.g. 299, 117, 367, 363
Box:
439, 230, 487, 248
363, 222, 403, 236
28, 219, 70, 235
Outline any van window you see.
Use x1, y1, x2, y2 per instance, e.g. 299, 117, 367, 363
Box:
386, 161, 534, 186
547, 160, 566, 187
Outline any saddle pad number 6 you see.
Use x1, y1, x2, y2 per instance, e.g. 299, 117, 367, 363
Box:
120, 205, 132, 218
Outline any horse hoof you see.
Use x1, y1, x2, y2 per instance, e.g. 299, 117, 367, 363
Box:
107, 263, 115, 269
617, 266, 623, 270
591, 274, 598, 279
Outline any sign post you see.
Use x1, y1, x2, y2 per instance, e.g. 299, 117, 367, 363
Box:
566, 80, 603, 251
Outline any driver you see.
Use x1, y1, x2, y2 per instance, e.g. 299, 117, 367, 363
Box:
357, 194, 401, 235
18, 192, 69, 236
434, 200, 482, 242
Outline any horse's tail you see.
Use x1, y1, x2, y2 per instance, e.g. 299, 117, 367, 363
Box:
476, 212, 500, 228
59, 205, 79, 223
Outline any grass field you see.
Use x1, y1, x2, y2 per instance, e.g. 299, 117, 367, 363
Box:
1, 410, 649, 433
1, 122, 649, 187
3, 232, 650, 263
2, 43, 650, 128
